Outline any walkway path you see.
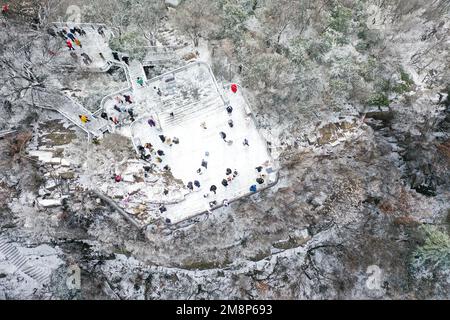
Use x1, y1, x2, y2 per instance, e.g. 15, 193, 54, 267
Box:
37, 90, 108, 137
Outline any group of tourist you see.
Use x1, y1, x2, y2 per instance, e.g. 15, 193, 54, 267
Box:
178, 101, 268, 213
132, 121, 180, 173
54, 24, 110, 68
100, 94, 136, 126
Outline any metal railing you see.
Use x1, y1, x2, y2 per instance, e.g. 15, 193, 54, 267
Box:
94, 60, 133, 116
35, 102, 91, 135
144, 61, 227, 105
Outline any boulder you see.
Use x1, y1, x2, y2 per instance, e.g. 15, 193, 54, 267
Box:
37, 198, 62, 207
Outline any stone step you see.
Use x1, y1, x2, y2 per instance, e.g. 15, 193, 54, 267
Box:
161, 95, 222, 122
0, 236, 51, 284
161, 97, 225, 129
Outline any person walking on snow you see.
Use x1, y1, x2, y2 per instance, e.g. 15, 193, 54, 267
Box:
74, 38, 82, 48
70, 52, 78, 61
226, 105, 233, 115
137, 77, 144, 87
66, 39, 75, 51
80, 52, 92, 64
148, 118, 156, 127
123, 94, 132, 104
221, 179, 228, 187
243, 138, 249, 146
210, 185, 217, 194
66, 32, 76, 41
228, 119, 234, 128
98, 26, 105, 37
2, 4, 9, 14
219, 131, 227, 141
79, 115, 90, 123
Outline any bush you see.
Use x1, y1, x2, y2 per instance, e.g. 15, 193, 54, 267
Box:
329, 5, 352, 34
306, 39, 332, 63
367, 93, 390, 107
392, 70, 414, 94
412, 225, 450, 269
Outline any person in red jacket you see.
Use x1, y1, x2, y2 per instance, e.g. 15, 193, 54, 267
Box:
1, 4, 8, 14
66, 39, 74, 51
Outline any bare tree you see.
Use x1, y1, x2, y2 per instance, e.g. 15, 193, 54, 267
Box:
83, 0, 132, 38
35, 0, 65, 29
0, 21, 69, 109
260, 0, 310, 47
171, 0, 216, 47
131, 0, 166, 46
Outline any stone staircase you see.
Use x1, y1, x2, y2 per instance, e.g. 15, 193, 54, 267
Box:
128, 59, 148, 89
160, 94, 225, 129
0, 236, 51, 284
156, 27, 186, 47
37, 91, 109, 137
142, 46, 178, 66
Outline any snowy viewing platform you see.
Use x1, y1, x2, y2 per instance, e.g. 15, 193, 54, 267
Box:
103, 62, 278, 225
48, 22, 278, 227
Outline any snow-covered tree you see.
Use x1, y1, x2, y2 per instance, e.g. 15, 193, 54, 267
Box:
171, 0, 216, 47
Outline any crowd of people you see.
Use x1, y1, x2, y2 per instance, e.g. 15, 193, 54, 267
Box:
53, 24, 110, 68
100, 94, 136, 127
132, 118, 180, 171
179, 101, 270, 213
56, 26, 94, 64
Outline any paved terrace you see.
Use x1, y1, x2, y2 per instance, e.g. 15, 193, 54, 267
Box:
127, 62, 278, 224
